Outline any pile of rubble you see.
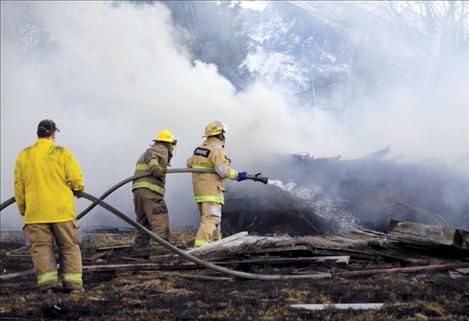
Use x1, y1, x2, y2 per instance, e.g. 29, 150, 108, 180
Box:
37, 220, 467, 279
1, 220, 468, 320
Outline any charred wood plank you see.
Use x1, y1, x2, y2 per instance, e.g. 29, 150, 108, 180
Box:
390, 220, 457, 245
335, 262, 469, 278
137, 272, 233, 282
291, 303, 385, 311
210, 256, 350, 266
389, 220, 469, 252
96, 244, 134, 251
185, 232, 249, 255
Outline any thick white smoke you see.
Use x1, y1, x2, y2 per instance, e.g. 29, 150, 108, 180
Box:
0, 1, 303, 230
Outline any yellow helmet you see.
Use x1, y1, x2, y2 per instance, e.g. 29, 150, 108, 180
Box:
204, 121, 228, 136
154, 130, 177, 144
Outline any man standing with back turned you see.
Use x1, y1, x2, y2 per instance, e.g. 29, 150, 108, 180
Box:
187, 121, 248, 248
14, 119, 85, 293
132, 130, 177, 247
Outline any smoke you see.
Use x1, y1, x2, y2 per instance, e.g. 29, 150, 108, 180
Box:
0, 1, 303, 230
260, 154, 469, 231
290, 1, 469, 165
1, 1, 468, 231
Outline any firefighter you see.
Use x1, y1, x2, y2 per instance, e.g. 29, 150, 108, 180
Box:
14, 119, 85, 293
132, 130, 177, 247
187, 121, 248, 247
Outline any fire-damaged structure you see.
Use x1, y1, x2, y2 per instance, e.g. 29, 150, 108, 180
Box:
222, 150, 469, 236
1, 151, 468, 320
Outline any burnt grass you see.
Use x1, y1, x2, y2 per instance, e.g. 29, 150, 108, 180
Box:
1, 232, 468, 321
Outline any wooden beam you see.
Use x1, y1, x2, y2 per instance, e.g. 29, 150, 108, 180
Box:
211, 256, 350, 265
291, 303, 385, 311
185, 231, 249, 255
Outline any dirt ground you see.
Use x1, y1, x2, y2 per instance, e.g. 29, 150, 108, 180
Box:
1, 231, 468, 321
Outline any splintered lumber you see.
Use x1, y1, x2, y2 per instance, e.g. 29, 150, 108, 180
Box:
183, 233, 416, 264
211, 256, 350, 266
185, 231, 249, 255
153, 255, 350, 267
138, 272, 233, 281
0, 269, 34, 280
97, 244, 134, 251
389, 220, 469, 249
184, 234, 356, 258
2, 261, 468, 281
84, 263, 161, 272
84, 262, 196, 272
335, 262, 469, 278
291, 303, 385, 311
454, 268, 469, 275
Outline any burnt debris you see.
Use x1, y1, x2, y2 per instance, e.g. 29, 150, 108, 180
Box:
223, 150, 469, 235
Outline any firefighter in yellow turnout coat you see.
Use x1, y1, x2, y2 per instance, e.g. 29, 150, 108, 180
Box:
132, 130, 177, 246
187, 121, 248, 247
14, 120, 85, 293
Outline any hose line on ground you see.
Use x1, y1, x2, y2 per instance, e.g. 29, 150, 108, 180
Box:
0, 168, 330, 280
79, 191, 331, 280
3, 170, 466, 281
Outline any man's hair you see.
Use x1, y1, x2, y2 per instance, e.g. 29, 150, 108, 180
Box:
37, 119, 59, 138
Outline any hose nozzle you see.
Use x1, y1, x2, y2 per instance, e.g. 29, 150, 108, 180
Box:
246, 172, 269, 184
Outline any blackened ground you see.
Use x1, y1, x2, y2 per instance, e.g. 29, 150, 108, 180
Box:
1, 232, 468, 321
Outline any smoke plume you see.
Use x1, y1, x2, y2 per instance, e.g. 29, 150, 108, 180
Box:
0, 1, 303, 230
1, 1, 468, 231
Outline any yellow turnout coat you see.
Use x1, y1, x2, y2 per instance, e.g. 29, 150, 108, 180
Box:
14, 139, 85, 224
187, 137, 238, 205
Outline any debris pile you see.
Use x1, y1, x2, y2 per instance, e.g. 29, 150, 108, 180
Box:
1, 222, 468, 320
223, 151, 469, 236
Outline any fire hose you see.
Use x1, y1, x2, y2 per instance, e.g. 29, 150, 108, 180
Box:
3, 169, 469, 282
1, 169, 269, 215
2, 168, 469, 281
1, 169, 334, 280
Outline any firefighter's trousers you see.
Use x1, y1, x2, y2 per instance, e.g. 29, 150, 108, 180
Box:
133, 188, 170, 246
194, 202, 222, 247
24, 220, 83, 290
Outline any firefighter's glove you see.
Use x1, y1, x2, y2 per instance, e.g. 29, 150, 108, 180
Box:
152, 167, 165, 178
237, 171, 248, 182
73, 190, 83, 199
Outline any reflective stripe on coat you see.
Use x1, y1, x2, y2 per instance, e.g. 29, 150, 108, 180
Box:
132, 142, 169, 196
186, 137, 238, 205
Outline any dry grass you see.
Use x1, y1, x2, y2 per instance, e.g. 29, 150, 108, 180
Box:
81, 229, 195, 249
84, 233, 135, 248
1, 232, 468, 321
